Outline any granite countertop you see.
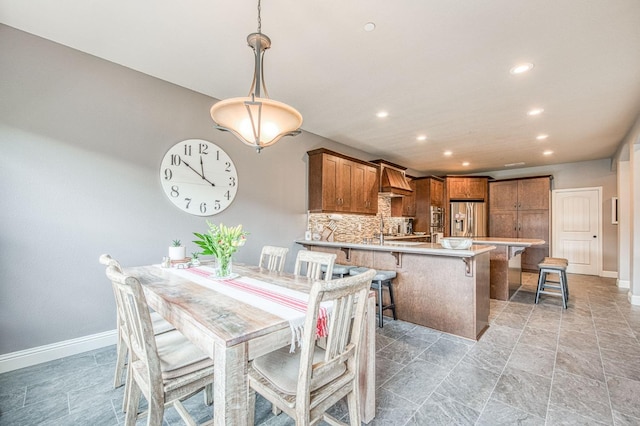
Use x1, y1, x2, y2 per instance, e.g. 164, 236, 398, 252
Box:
470, 237, 545, 246
295, 239, 495, 258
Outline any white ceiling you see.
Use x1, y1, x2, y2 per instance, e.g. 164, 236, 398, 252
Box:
2, 0, 640, 174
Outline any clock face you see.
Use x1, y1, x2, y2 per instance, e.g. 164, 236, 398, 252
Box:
160, 139, 238, 216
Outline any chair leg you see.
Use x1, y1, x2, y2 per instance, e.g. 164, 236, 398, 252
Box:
204, 383, 213, 406
114, 332, 128, 388
346, 386, 361, 426
122, 363, 132, 412
124, 380, 141, 426
147, 392, 165, 426
377, 283, 384, 328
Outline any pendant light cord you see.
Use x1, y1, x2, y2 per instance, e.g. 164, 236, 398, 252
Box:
257, 0, 262, 34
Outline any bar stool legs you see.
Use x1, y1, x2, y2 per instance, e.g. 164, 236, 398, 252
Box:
535, 257, 569, 309
350, 267, 397, 327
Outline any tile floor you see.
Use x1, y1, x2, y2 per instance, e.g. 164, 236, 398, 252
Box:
2, 273, 640, 425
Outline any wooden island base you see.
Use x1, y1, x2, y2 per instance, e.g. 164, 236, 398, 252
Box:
299, 241, 492, 340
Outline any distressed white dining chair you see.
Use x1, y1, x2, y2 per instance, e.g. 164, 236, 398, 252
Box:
259, 245, 289, 272
247, 268, 376, 425
99, 254, 175, 390
103, 263, 215, 426
293, 250, 336, 281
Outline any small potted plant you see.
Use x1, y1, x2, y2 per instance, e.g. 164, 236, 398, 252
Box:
168, 239, 186, 260
191, 251, 201, 266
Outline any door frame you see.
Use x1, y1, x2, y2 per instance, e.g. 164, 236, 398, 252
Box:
551, 187, 602, 276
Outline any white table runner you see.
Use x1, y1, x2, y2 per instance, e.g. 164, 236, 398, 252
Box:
163, 265, 330, 350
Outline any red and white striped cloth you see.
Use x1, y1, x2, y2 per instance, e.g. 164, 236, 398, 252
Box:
165, 266, 331, 351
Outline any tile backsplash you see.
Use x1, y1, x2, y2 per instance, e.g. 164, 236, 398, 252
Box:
307, 196, 409, 243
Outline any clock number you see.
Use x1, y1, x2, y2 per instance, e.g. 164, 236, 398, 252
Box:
185, 198, 192, 209
199, 202, 207, 213
164, 168, 173, 180
225, 161, 232, 172
224, 190, 231, 200
214, 200, 221, 210
171, 155, 181, 166
228, 176, 236, 187
170, 185, 180, 197
216, 150, 220, 161
184, 144, 192, 156
199, 143, 209, 155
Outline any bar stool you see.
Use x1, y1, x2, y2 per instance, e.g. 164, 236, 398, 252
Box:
350, 267, 397, 327
321, 264, 354, 279
535, 257, 569, 309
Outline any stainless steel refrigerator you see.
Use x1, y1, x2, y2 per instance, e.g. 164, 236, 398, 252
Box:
450, 201, 487, 237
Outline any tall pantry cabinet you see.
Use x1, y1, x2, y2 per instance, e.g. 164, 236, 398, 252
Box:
489, 176, 552, 272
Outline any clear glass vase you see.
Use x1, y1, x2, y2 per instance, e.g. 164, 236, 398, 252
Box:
213, 255, 233, 279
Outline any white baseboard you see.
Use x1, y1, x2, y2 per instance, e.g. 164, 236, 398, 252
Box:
601, 270, 618, 279
0, 329, 117, 374
628, 291, 640, 306
617, 279, 630, 289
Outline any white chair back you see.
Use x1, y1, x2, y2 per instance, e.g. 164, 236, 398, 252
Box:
293, 250, 336, 281
259, 245, 289, 272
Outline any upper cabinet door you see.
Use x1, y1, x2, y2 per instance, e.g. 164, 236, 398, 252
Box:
307, 149, 379, 215
489, 181, 518, 211
447, 177, 487, 200
517, 178, 550, 210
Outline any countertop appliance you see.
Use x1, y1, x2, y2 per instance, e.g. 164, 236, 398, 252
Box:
450, 201, 487, 237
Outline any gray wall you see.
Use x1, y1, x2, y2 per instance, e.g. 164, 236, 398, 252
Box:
0, 25, 373, 354
0, 24, 620, 355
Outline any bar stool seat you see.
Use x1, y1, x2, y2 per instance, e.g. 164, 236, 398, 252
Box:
536, 257, 569, 309
321, 264, 354, 278
350, 267, 397, 327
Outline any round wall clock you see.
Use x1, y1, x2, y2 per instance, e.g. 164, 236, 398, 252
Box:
160, 139, 238, 216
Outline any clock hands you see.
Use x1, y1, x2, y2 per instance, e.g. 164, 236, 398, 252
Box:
182, 159, 215, 186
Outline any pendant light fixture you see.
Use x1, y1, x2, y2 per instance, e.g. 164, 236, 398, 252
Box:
210, 0, 303, 153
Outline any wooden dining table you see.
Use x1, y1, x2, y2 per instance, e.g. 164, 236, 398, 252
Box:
125, 262, 376, 425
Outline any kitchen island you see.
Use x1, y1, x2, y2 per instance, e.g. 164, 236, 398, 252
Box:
295, 239, 495, 340
471, 237, 545, 301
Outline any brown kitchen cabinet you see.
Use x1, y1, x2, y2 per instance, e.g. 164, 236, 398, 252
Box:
430, 178, 444, 207
413, 176, 445, 232
391, 177, 417, 217
446, 177, 488, 201
443, 176, 489, 236
308, 148, 379, 215
489, 176, 552, 271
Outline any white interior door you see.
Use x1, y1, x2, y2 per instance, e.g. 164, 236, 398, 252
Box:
552, 188, 601, 275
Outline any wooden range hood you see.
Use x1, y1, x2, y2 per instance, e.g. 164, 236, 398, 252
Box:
371, 159, 413, 197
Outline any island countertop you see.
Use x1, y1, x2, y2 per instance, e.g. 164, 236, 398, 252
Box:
295, 239, 496, 257
471, 237, 545, 247
295, 238, 493, 340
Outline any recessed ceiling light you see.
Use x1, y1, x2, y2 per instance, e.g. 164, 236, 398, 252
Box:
376, 111, 388, 118
443, 150, 452, 157
462, 161, 470, 167
536, 134, 549, 140
527, 108, 544, 116
543, 150, 554, 156
510, 62, 534, 75
364, 22, 376, 32
416, 135, 427, 141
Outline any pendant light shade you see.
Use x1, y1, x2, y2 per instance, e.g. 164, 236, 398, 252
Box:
210, 4, 302, 153
210, 95, 302, 151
